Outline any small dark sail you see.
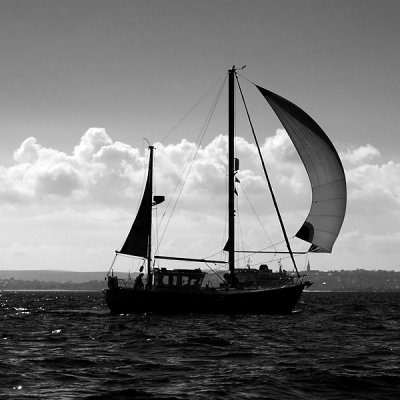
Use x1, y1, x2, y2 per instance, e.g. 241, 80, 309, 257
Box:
223, 238, 232, 252
257, 86, 347, 253
119, 165, 152, 258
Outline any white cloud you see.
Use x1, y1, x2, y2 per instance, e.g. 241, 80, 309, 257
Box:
0, 129, 309, 209
13, 137, 41, 163
2, 129, 400, 271
341, 144, 380, 164
331, 229, 400, 269
0, 128, 146, 205
347, 160, 400, 205
73, 127, 113, 162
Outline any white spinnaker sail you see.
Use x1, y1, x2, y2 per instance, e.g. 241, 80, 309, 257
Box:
257, 86, 346, 253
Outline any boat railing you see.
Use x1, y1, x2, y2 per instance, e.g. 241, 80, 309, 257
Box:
107, 275, 137, 289
116, 278, 135, 288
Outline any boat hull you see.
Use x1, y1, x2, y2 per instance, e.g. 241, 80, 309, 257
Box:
104, 283, 309, 315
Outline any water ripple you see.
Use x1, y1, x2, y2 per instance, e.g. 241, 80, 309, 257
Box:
0, 291, 399, 399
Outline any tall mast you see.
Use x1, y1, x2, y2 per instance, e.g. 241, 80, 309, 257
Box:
147, 145, 154, 288
228, 67, 236, 279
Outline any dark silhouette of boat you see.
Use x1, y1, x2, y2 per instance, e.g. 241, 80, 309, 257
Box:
105, 66, 346, 314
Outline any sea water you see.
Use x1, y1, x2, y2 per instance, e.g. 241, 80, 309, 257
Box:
1, 291, 399, 399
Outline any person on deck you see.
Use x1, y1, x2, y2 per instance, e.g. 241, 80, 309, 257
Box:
134, 273, 144, 290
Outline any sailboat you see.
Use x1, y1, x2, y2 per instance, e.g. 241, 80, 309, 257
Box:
105, 66, 346, 314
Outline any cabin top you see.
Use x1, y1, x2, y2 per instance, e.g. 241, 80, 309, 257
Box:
153, 268, 206, 288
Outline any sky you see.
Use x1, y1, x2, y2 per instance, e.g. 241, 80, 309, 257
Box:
0, 0, 400, 273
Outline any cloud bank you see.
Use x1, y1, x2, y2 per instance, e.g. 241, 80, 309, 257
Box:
1, 128, 400, 270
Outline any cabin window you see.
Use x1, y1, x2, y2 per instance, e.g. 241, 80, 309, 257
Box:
182, 276, 189, 285
156, 274, 163, 286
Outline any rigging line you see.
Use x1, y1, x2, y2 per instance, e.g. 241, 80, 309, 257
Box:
159, 76, 226, 234
233, 237, 304, 266
236, 75, 300, 278
160, 72, 227, 143
233, 238, 288, 265
161, 73, 228, 214
236, 72, 257, 87
235, 197, 246, 268
155, 74, 228, 254
156, 122, 213, 245
204, 249, 228, 265
269, 251, 305, 266
233, 249, 275, 266
235, 197, 242, 263
204, 262, 226, 285
221, 166, 228, 260
238, 237, 290, 255
157, 73, 229, 232
238, 181, 277, 252
153, 154, 161, 268
105, 253, 118, 278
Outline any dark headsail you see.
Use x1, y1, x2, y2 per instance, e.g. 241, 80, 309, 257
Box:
257, 86, 347, 253
119, 162, 153, 258
117, 145, 163, 289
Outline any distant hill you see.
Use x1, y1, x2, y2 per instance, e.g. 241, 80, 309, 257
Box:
307, 269, 400, 291
0, 270, 129, 283
1, 269, 400, 291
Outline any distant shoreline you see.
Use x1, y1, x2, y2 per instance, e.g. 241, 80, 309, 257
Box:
1, 269, 400, 291
0, 289, 102, 292
2, 289, 400, 294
